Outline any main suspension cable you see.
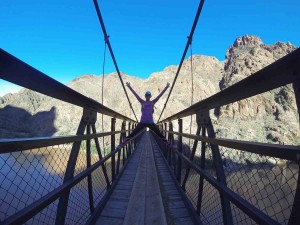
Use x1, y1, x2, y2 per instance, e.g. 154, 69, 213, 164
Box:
93, 0, 138, 122
157, 0, 205, 123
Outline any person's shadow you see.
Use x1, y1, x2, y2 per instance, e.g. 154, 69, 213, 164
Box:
0, 105, 57, 138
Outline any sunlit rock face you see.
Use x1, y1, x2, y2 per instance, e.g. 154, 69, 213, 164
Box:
218, 35, 298, 145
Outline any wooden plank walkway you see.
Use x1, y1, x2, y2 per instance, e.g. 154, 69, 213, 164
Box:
150, 135, 197, 225
95, 132, 196, 225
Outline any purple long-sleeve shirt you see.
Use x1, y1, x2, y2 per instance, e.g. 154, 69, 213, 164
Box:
128, 85, 169, 123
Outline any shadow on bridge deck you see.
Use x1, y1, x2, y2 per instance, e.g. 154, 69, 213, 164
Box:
93, 132, 197, 225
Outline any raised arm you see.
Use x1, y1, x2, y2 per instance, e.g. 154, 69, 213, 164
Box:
152, 82, 170, 103
126, 82, 143, 103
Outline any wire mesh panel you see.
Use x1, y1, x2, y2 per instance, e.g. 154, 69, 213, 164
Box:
231, 203, 257, 225
199, 180, 223, 225
163, 127, 299, 225
0, 130, 135, 224
183, 167, 200, 208
26, 199, 59, 225
220, 146, 299, 224
92, 163, 111, 206
64, 178, 91, 225
0, 144, 71, 222
72, 142, 88, 176
0, 48, 139, 224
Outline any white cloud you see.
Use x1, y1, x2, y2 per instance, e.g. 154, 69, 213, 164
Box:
0, 80, 22, 97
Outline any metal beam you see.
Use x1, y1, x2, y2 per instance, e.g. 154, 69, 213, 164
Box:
0, 49, 135, 122
176, 119, 183, 182
174, 149, 281, 225
1, 142, 120, 225
55, 116, 87, 225
205, 117, 233, 225
0, 128, 145, 225
111, 118, 116, 181
0, 130, 131, 154
86, 125, 95, 214
164, 130, 300, 162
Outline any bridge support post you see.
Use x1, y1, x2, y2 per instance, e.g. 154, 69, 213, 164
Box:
124, 122, 129, 159
288, 163, 300, 225
160, 123, 168, 158
91, 124, 110, 189
182, 125, 201, 191
286, 79, 300, 225
128, 122, 131, 155
196, 125, 206, 214
116, 121, 126, 175
177, 119, 183, 183
293, 79, 300, 125
167, 122, 174, 165
86, 125, 95, 214
289, 79, 300, 225
55, 108, 97, 225
55, 115, 86, 225
164, 122, 167, 138
196, 110, 233, 225
111, 118, 116, 181
132, 123, 136, 149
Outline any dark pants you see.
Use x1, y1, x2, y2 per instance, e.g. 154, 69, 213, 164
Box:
127, 123, 165, 139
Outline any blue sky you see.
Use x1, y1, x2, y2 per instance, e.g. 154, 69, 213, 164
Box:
1, 0, 299, 96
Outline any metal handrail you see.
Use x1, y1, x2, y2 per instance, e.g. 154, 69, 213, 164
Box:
153, 128, 299, 225
0, 48, 140, 225
0, 129, 133, 154
154, 46, 300, 224
159, 48, 300, 123
0, 49, 135, 122
163, 130, 300, 162
0, 129, 144, 225
171, 147, 281, 225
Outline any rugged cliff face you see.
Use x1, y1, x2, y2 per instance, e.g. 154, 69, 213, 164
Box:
217, 35, 298, 144
0, 35, 299, 145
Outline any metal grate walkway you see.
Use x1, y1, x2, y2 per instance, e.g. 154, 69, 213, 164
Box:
94, 132, 196, 225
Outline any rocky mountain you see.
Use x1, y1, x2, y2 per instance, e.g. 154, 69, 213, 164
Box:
217, 35, 298, 145
0, 35, 299, 146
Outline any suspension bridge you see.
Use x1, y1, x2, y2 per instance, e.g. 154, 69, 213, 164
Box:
0, 0, 300, 224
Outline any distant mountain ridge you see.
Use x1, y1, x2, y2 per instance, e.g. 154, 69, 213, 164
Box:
0, 35, 299, 145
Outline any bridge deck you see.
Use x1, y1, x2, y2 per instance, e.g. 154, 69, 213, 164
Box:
94, 132, 196, 225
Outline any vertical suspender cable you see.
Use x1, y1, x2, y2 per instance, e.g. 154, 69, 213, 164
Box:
93, 0, 138, 122
101, 42, 107, 156
189, 42, 194, 148
157, 0, 205, 123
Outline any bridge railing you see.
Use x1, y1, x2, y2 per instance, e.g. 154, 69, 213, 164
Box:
0, 49, 140, 225
157, 48, 300, 225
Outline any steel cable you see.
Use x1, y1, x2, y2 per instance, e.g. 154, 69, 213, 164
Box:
93, 0, 138, 122
102, 42, 107, 156
189, 42, 194, 148
157, 0, 205, 123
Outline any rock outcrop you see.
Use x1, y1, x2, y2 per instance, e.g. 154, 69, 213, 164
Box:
217, 35, 298, 144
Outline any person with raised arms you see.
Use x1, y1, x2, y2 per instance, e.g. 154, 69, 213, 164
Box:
122, 81, 170, 144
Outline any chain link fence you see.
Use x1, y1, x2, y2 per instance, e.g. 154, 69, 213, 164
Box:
164, 133, 299, 225
0, 144, 70, 221
0, 130, 133, 224
220, 147, 298, 224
